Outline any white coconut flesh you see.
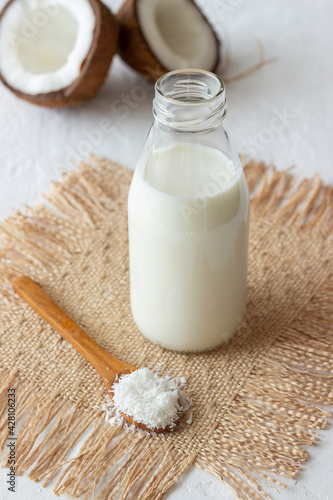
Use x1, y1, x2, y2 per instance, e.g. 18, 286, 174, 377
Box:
137, 0, 218, 71
0, 0, 95, 95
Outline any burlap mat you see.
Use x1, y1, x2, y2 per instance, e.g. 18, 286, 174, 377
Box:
0, 155, 332, 500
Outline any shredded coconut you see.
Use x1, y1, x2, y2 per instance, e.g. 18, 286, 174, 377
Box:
186, 411, 193, 425
103, 368, 192, 431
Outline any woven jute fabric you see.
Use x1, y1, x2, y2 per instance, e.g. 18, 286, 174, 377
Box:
0, 155, 332, 499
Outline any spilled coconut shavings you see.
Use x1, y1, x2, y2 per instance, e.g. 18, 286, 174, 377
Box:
103, 368, 192, 430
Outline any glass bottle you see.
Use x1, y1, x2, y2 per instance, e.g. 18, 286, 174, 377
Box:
128, 69, 249, 353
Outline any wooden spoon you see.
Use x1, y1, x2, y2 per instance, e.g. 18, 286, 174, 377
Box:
12, 275, 166, 433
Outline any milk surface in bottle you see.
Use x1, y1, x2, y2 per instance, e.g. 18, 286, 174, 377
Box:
128, 69, 250, 352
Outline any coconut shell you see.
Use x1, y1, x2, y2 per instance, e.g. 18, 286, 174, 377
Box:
0, 0, 118, 107
116, 0, 221, 81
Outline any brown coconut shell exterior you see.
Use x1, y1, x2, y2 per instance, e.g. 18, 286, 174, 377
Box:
0, 0, 118, 107
116, 0, 221, 81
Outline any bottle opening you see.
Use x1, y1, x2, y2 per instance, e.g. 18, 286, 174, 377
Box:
157, 69, 224, 103
153, 69, 227, 130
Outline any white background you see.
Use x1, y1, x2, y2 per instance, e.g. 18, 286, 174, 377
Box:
0, 0, 332, 499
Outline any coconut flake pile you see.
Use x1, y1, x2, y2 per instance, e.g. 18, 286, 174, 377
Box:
103, 368, 192, 431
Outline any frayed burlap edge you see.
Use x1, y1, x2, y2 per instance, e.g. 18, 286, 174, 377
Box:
0, 155, 332, 499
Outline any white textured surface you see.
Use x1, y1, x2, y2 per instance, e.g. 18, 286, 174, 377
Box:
0, 0, 332, 499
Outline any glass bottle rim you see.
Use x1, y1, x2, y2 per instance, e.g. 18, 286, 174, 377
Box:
155, 68, 225, 107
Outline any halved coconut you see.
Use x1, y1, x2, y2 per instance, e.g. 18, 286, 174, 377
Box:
117, 0, 220, 81
0, 0, 118, 107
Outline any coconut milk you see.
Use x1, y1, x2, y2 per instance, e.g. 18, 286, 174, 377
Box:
128, 142, 249, 352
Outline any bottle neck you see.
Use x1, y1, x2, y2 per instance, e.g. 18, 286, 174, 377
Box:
153, 69, 227, 132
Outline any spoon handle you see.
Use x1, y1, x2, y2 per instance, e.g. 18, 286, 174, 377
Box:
12, 276, 133, 380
